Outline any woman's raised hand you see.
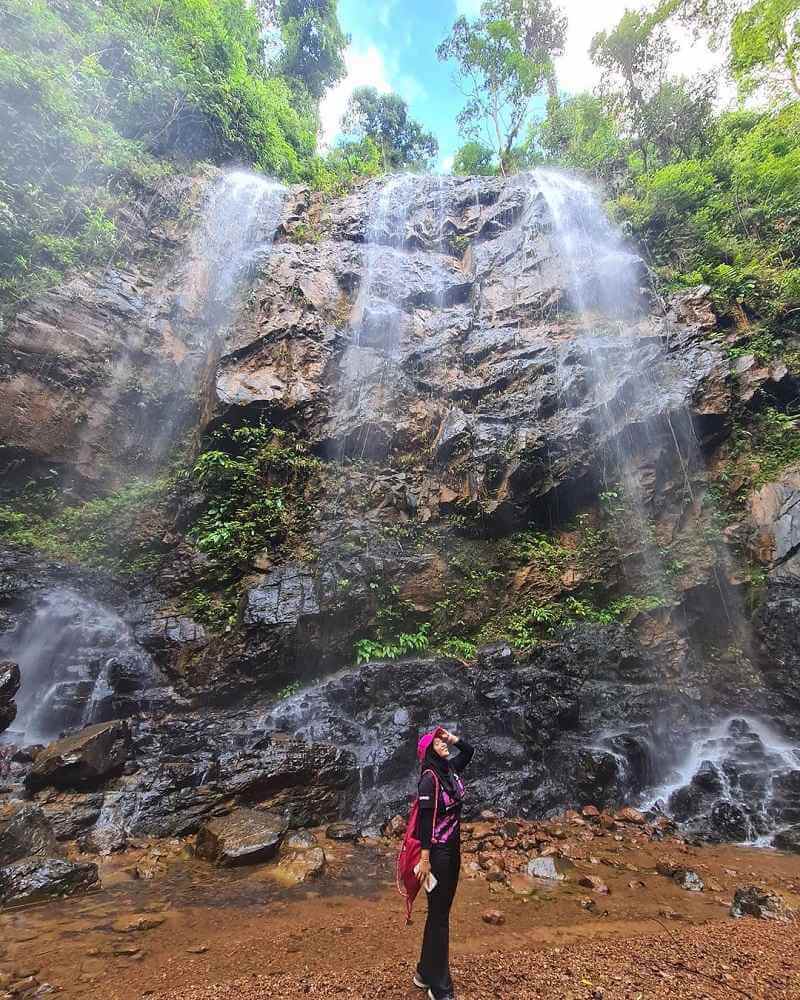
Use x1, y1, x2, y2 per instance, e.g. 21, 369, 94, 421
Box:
440, 729, 458, 745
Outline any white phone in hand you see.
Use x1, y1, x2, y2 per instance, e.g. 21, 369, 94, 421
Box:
413, 863, 438, 892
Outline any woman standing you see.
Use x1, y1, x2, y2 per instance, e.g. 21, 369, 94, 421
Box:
413, 726, 475, 1000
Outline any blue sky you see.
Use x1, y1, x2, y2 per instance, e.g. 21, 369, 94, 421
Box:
331, 0, 472, 168
319, 0, 726, 170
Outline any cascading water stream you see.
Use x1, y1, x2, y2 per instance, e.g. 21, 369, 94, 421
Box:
0, 588, 169, 745
183, 170, 287, 332
335, 174, 418, 460
3, 170, 287, 748
531, 167, 800, 842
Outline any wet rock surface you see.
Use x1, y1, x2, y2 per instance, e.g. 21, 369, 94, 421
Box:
747, 467, 800, 581
0, 803, 58, 865
0, 857, 99, 907
272, 846, 326, 885
0, 169, 799, 856
28, 720, 132, 789
0, 172, 213, 493
195, 809, 288, 866
0, 662, 19, 735
772, 824, 800, 853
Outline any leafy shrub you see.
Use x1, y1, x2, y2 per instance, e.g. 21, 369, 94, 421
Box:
0, 478, 173, 575
355, 623, 431, 664
437, 637, 478, 660
188, 422, 321, 576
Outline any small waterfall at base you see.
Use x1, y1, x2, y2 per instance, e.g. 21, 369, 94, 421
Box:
0, 588, 169, 745
531, 167, 800, 843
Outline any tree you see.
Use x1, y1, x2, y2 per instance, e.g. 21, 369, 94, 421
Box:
437, 0, 567, 175
730, 0, 800, 101
639, 74, 718, 165
277, 0, 348, 102
452, 141, 497, 175
590, 8, 681, 171
529, 93, 627, 184
342, 87, 439, 170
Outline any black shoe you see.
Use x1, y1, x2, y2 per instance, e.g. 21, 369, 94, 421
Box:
413, 973, 428, 989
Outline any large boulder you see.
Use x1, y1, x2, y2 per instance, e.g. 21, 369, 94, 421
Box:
195, 808, 288, 866
27, 720, 131, 789
0, 803, 58, 865
0, 857, 99, 908
773, 824, 800, 854
0, 661, 20, 734
730, 885, 793, 921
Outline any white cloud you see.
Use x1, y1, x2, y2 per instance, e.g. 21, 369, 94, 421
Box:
555, 0, 728, 96
440, 154, 455, 173
319, 44, 393, 148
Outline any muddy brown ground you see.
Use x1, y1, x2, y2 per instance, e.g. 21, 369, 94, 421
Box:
2, 835, 799, 999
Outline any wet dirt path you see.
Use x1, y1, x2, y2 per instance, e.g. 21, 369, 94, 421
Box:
2, 836, 799, 999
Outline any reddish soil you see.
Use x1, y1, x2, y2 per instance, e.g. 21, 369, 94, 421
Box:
1, 835, 798, 999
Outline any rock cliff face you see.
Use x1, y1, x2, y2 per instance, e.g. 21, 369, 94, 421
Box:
0, 173, 219, 494
1, 169, 800, 849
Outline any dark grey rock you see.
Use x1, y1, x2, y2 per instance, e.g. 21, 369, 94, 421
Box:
0, 857, 99, 907
39, 794, 104, 842
0, 660, 19, 734
244, 564, 319, 627
730, 885, 792, 920
27, 720, 131, 790
710, 801, 749, 841
195, 809, 288, 866
475, 642, 515, 669
0, 803, 58, 865
773, 824, 800, 854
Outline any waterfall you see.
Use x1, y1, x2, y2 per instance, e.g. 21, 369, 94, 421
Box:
331, 174, 418, 460
183, 170, 287, 331
4, 170, 287, 748
0, 588, 168, 745
531, 167, 800, 841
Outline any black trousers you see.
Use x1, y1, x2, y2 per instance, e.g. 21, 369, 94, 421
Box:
417, 841, 461, 998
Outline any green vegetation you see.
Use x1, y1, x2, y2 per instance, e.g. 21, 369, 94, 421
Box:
436, 637, 478, 660
182, 588, 240, 633
498, 530, 570, 575
720, 406, 800, 499
497, 592, 666, 651
272, 0, 348, 103
189, 422, 321, 577
0, 478, 173, 575
439, 0, 567, 175
527, 1, 800, 326
729, 0, 800, 103
355, 623, 431, 664
0, 0, 389, 304
276, 680, 302, 700
342, 87, 439, 170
